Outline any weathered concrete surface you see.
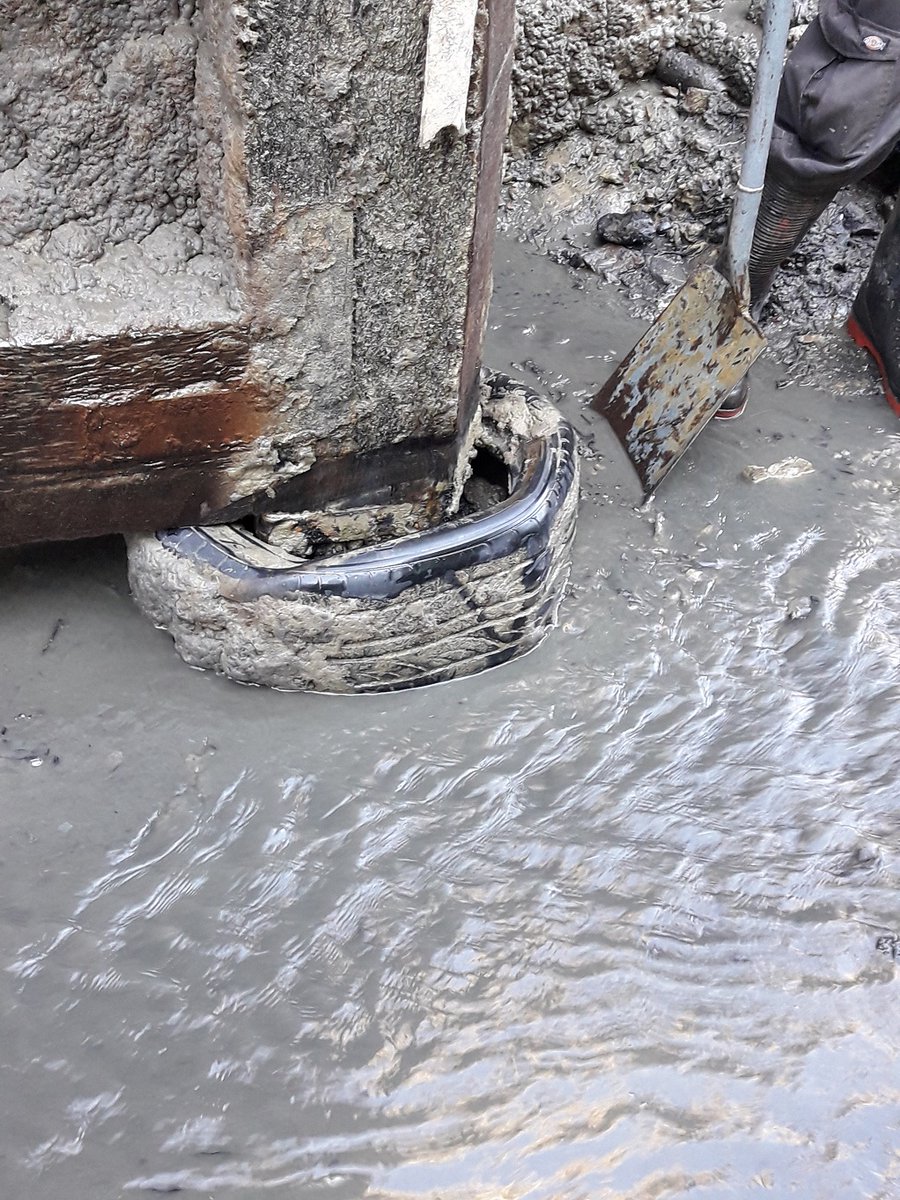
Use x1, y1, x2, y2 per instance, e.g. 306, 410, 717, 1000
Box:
215, 0, 514, 485
0, 1, 237, 342
0, 2, 202, 246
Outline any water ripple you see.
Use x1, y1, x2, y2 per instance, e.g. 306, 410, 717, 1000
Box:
0, 238, 897, 1198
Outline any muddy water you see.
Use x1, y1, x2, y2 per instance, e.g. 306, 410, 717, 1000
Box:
1, 236, 898, 1198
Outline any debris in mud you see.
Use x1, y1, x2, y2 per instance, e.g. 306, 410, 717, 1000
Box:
786, 596, 817, 620
655, 48, 725, 94
106, 750, 125, 774
512, 1, 767, 148
841, 202, 882, 238
596, 210, 657, 248
742, 457, 816, 483
581, 245, 643, 276
41, 617, 65, 654
647, 254, 687, 288
678, 87, 713, 116
0, 736, 57, 765
459, 470, 507, 515
876, 934, 899, 960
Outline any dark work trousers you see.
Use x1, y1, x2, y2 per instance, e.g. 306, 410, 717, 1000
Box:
773, 0, 900, 191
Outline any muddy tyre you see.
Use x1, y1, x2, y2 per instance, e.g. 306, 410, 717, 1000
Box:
127, 383, 579, 693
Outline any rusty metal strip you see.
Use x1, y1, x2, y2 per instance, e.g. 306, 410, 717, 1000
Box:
458, 0, 516, 435
0, 325, 273, 546
592, 266, 766, 496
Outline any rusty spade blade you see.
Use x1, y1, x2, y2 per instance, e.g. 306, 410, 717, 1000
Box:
591, 264, 764, 497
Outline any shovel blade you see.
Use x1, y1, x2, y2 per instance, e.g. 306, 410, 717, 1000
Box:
592, 265, 765, 496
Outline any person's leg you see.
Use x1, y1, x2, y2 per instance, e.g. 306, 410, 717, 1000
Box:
848, 197, 900, 415
718, 0, 900, 418
714, 167, 837, 418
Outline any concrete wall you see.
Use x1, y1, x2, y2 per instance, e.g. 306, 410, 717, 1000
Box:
0, 0, 515, 546
0, 0, 238, 344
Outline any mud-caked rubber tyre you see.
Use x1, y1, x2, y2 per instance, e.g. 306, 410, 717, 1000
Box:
127, 382, 579, 693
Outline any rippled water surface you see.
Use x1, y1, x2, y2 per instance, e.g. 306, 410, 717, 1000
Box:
1, 237, 898, 1198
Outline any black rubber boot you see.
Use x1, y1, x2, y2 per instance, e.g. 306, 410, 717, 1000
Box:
715, 167, 838, 419
847, 197, 900, 417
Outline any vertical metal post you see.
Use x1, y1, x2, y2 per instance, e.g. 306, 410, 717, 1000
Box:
726, 0, 794, 305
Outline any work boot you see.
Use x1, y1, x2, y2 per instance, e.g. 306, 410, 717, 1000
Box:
847, 197, 900, 417
715, 166, 838, 419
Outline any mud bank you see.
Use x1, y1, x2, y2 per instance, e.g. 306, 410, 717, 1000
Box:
1, 234, 898, 1197
512, 0, 765, 148
509, 0, 890, 399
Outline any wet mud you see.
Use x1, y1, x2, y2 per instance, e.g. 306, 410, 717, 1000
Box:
506, 0, 894, 400
503, 111, 891, 400
1, 232, 898, 1198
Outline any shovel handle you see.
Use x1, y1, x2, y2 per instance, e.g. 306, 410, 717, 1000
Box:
726, 0, 795, 304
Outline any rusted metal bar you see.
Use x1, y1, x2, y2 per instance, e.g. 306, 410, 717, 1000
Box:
458, 0, 517, 440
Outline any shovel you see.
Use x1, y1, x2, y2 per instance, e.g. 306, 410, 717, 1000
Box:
591, 0, 795, 498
